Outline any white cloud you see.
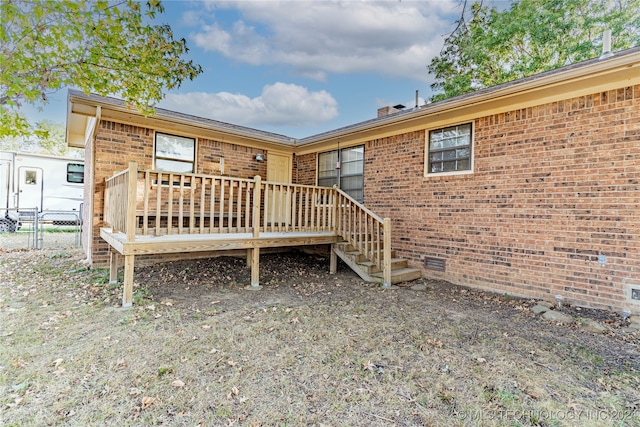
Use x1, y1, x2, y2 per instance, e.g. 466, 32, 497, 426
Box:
192, 23, 234, 56
180, 10, 204, 27
160, 82, 338, 127
189, 1, 460, 81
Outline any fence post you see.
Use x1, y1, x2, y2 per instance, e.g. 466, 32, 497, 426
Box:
126, 161, 138, 242
33, 209, 39, 249
383, 218, 392, 287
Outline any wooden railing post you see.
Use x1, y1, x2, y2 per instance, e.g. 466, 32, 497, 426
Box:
252, 175, 261, 238
383, 218, 392, 287
126, 161, 138, 242
332, 185, 339, 233
250, 176, 263, 289
121, 161, 138, 309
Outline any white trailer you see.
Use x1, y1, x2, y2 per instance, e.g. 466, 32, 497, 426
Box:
0, 151, 84, 232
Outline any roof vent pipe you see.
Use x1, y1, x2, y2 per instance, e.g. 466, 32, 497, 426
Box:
600, 30, 613, 59
415, 90, 419, 108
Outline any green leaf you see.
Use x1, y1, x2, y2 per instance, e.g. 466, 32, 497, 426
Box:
428, 0, 640, 102
0, 0, 203, 138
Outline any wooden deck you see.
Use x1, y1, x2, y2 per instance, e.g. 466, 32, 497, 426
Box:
100, 228, 340, 255
103, 162, 394, 307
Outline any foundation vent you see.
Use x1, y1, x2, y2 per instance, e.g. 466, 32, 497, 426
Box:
424, 256, 446, 271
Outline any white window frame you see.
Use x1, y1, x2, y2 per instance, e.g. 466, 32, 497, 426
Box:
154, 132, 196, 173
424, 122, 474, 177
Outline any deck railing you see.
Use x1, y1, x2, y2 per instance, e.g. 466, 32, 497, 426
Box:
104, 162, 391, 284
334, 188, 391, 284
104, 167, 134, 239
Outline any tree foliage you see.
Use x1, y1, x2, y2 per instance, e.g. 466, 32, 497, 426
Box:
32, 121, 71, 156
0, 121, 83, 157
428, 0, 640, 102
0, 0, 203, 138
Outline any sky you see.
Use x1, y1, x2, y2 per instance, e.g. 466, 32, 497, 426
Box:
27, 0, 486, 139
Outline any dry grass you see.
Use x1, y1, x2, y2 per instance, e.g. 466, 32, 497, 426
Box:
1, 249, 639, 427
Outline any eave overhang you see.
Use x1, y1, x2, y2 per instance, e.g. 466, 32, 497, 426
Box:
66, 46, 640, 156
66, 90, 295, 152
295, 46, 640, 154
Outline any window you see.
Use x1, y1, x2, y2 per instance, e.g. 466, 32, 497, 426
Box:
66, 163, 84, 183
317, 150, 338, 188
25, 170, 37, 185
318, 145, 364, 202
154, 133, 195, 172
427, 123, 472, 174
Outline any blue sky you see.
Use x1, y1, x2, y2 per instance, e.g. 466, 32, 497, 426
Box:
29, 0, 482, 139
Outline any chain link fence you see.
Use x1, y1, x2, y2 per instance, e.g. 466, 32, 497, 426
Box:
37, 211, 82, 249
0, 208, 37, 249
0, 208, 82, 250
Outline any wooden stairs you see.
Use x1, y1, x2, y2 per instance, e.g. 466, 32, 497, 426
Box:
333, 241, 422, 285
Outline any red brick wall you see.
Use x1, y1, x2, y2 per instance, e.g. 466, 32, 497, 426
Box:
90, 121, 153, 265
294, 153, 317, 185
198, 138, 267, 178
90, 122, 268, 266
363, 86, 640, 311
88, 85, 639, 311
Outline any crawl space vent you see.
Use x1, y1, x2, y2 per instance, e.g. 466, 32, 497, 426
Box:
424, 257, 446, 271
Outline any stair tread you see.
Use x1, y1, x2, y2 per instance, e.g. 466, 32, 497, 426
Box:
372, 267, 422, 279
359, 258, 404, 266
342, 250, 396, 259
333, 243, 421, 284
372, 267, 420, 275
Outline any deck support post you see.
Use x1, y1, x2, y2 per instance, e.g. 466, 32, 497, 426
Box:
382, 218, 392, 287
248, 176, 263, 289
123, 255, 135, 308
250, 247, 262, 289
329, 244, 337, 274
246, 248, 252, 268
109, 250, 119, 284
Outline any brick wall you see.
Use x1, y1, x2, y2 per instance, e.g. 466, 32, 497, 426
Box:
90, 121, 268, 266
294, 153, 317, 185
87, 85, 639, 311
90, 121, 153, 265
363, 86, 640, 311
198, 138, 267, 179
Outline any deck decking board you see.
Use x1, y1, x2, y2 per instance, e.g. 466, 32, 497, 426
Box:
101, 228, 339, 256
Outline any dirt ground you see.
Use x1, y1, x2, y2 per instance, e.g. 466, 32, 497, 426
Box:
1, 248, 639, 426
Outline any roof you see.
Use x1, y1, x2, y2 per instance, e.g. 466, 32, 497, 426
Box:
297, 45, 640, 146
67, 45, 640, 149
67, 89, 294, 147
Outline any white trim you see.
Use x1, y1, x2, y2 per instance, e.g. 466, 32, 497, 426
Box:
423, 169, 475, 179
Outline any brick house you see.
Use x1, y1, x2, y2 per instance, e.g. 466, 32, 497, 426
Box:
67, 46, 640, 312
